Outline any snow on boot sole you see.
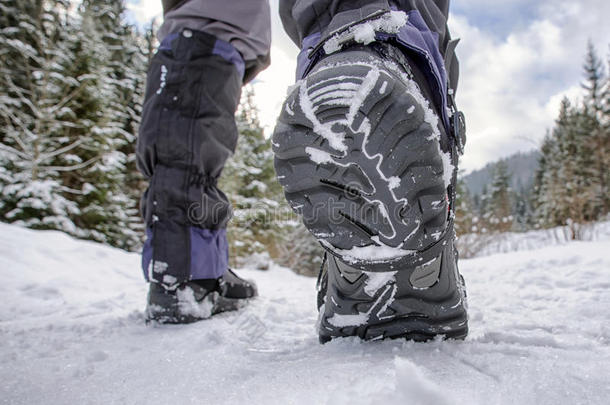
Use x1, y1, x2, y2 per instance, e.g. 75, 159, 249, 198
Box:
272, 47, 468, 341
273, 49, 451, 261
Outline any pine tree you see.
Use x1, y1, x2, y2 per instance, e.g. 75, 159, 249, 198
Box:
73, 0, 147, 249
274, 221, 325, 277
534, 99, 584, 232
481, 161, 513, 233
477, 184, 489, 233
222, 87, 283, 265
555, 98, 585, 227
0, 0, 87, 233
580, 42, 608, 220
602, 46, 610, 215
0, 0, 147, 249
454, 175, 477, 235
533, 132, 554, 228
512, 179, 534, 232
533, 44, 610, 238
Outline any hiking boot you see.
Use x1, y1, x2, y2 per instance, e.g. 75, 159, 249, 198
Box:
273, 39, 468, 342
220, 268, 258, 299
146, 269, 257, 324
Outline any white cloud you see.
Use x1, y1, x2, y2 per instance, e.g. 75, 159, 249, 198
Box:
449, 0, 610, 171
251, 45, 298, 135
252, 0, 299, 137
125, 0, 163, 25
544, 85, 583, 119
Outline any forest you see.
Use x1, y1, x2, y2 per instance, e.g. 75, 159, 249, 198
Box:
454, 41, 610, 251
1, 0, 608, 274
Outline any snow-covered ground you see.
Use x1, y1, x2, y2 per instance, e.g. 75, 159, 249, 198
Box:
1, 222, 609, 404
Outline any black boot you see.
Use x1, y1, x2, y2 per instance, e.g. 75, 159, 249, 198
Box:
273, 13, 468, 342
220, 268, 258, 299
146, 269, 257, 324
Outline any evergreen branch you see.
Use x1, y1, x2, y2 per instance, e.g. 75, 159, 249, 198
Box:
0, 108, 36, 150
3, 75, 40, 118
38, 139, 84, 162
0, 142, 30, 160
40, 156, 99, 172
58, 185, 85, 195
47, 120, 84, 129
47, 78, 95, 116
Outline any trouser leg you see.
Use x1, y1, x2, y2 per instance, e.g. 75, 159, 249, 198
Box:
159, 0, 272, 83
137, 1, 271, 286
137, 30, 243, 286
279, 0, 458, 92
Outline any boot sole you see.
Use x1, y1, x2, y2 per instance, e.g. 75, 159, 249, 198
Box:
273, 57, 451, 262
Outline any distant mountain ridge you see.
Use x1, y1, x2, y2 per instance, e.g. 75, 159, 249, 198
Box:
461, 150, 540, 196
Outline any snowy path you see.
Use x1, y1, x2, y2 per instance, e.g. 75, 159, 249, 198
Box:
0, 222, 609, 404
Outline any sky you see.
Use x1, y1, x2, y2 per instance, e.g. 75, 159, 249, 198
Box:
125, 0, 610, 172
